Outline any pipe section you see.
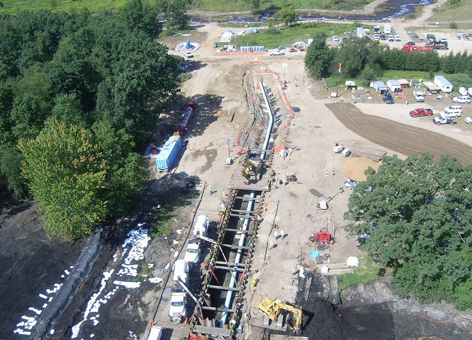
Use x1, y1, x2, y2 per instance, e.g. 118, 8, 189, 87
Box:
220, 191, 255, 325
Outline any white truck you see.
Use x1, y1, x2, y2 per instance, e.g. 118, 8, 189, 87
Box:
169, 292, 187, 323
413, 91, 425, 102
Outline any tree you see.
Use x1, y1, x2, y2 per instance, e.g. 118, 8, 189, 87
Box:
345, 153, 472, 307
91, 121, 148, 216
118, 0, 161, 37
279, 7, 297, 27
51, 93, 87, 127
155, 0, 189, 30
332, 37, 372, 77
305, 33, 334, 79
19, 119, 108, 239
0, 145, 26, 199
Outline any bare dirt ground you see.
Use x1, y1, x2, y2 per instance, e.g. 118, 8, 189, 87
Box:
2, 2, 472, 340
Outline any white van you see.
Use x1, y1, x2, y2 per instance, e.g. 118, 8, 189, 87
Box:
193, 215, 209, 237
148, 326, 162, 340
173, 259, 189, 284
443, 106, 463, 118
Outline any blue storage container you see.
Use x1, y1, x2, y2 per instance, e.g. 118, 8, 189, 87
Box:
156, 134, 182, 171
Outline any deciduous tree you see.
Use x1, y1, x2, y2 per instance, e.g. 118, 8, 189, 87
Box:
345, 153, 472, 308
19, 119, 108, 239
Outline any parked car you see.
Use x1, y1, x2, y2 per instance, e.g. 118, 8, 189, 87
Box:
465, 116, 472, 124
373, 34, 380, 41
184, 239, 201, 264
452, 96, 471, 104
388, 35, 395, 41
440, 37, 448, 43
404, 41, 415, 46
183, 51, 194, 58
344, 179, 358, 190
410, 108, 433, 117
394, 35, 401, 41
383, 92, 394, 104
380, 34, 387, 40
434, 115, 457, 125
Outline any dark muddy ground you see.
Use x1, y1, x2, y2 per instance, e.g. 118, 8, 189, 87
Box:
0, 204, 85, 339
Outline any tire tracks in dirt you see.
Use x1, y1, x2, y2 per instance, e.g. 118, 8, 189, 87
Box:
327, 103, 472, 166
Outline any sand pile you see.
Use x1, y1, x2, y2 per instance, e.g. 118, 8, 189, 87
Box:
340, 157, 380, 181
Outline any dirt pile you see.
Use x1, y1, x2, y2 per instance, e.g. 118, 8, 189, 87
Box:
301, 299, 353, 340
340, 157, 380, 181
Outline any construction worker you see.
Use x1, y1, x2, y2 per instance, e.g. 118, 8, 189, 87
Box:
274, 231, 279, 240
209, 187, 214, 195
257, 215, 262, 222
291, 268, 298, 276
269, 241, 274, 250
280, 230, 285, 240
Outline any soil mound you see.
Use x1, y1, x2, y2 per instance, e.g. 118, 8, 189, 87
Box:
340, 157, 380, 181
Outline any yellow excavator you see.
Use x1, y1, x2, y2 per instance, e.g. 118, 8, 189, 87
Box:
259, 298, 303, 331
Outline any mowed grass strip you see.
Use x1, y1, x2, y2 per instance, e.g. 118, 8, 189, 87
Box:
1, 0, 375, 14
0, 0, 128, 14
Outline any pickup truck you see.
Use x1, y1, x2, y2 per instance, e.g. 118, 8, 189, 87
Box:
413, 91, 425, 102
270, 49, 285, 56
433, 115, 457, 125
169, 291, 187, 323
410, 108, 433, 118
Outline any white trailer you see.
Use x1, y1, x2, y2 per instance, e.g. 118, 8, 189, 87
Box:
371, 80, 388, 94
434, 75, 453, 94
384, 24, 391, 34
356, 27, 365, 38
387, 79, 402, 92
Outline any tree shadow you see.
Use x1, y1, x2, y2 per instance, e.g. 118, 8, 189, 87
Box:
185, 94, 224, 138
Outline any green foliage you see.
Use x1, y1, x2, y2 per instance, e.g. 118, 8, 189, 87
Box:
0, 3, 179, 228
51, 93, 87, 127
338, 265, 382, 292
345, 153, 472, 308
304, 33, 334, 79
155, 0, 189, 30
235, 22, 358, 49
307, 38, 471, 81
91, 121, 148, 216
118, 0, 161, 37
450, 22, 458, 29
278, 7, 297, 27
19, 120, 108, 239
0, 145, 26, 198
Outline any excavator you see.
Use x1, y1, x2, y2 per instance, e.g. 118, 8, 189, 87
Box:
240, 150, 263, 184
259, 297, 303, 332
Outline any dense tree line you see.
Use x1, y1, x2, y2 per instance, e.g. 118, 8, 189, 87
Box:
345, 154, 472, 309
305, 35, 472, 81
0, 0, 184, 238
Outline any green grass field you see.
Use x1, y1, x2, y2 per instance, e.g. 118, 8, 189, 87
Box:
235, 22, 359, 49
0, 0, 130, 14
430, 1, 472, 23
0, 0, 373, 14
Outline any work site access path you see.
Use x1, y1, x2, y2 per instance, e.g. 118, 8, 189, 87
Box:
189, 189, 264, 340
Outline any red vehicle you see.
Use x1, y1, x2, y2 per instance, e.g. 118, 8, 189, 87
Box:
410, 108, 434, 118
178, 102, 198, 135
402, 44, 434, 53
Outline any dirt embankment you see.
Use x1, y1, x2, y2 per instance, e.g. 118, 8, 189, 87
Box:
327, 103, 472, 166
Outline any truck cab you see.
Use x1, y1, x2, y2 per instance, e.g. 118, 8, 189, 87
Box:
168, 293, 187, 323
413, 91, 425, 102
